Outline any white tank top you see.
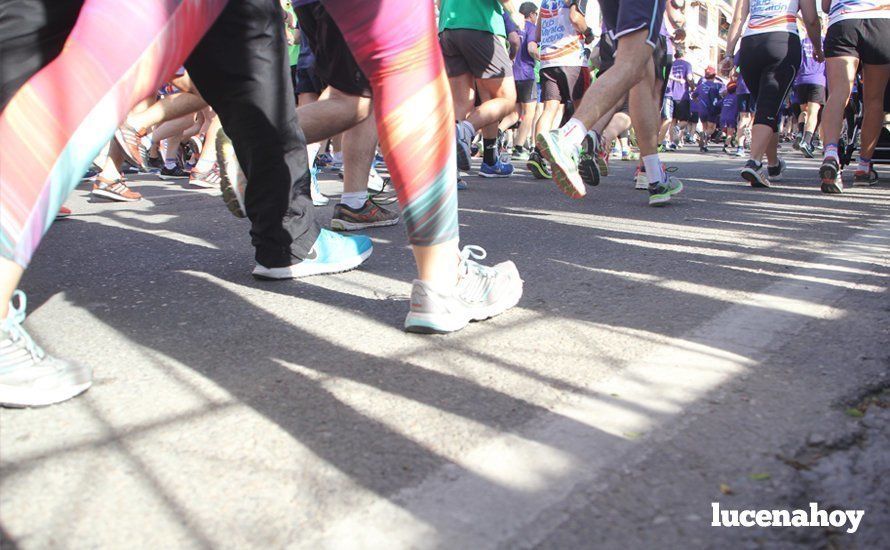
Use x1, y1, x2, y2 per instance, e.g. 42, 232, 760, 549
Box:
538, 0, 586, 68
827, 0, 890, 27
743, 0, 800, 36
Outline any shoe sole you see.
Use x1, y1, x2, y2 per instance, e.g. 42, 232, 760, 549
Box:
578, 157, 600, 187
741, 168, 770, 188
91, 189, 140, 202
595, 157, 609, 177
331, 217, 400, 231
113, 128, 147, 170
252, 246, 373, 280
404, 278, 524, 334
478, 171, 512, 178
801, 148, 814, 159
189, 180, 218, 189
852, 180, 877, 187
158, 173, 188, 180
0, 381, 92, 408
635, 177, 648, 190
819, 164, 843, 194
526, 159, 550, 180
536, 132, 585, 199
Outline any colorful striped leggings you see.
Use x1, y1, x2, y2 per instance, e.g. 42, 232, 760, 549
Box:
0, 0, 458, 269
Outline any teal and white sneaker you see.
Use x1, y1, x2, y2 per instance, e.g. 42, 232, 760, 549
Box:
536, 130, 585, 198
404, 246, 523, 334
648, 175, 684, 206
1, 291, 92, 407
216, 127, 247, 218
310, 164, 329, 206
252, 229, 373, 279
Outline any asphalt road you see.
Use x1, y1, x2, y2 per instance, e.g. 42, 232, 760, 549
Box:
1, 147, 888, 549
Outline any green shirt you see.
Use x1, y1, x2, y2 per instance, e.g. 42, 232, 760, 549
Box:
284, 3, 300, 67
438, 0, 506, 37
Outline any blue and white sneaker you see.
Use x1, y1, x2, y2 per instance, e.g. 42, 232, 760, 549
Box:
404, 246, 523, 334
310, 164, 329, 206
252, 229, 373, 280
457, 177, 468, 191
479, 159, 515, 178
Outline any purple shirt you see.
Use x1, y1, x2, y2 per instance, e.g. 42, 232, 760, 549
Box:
720, 92, 739, 125
667, 59, 692, 101
693, 78, 724, 115
796, 38, 826, 86
509, 19, 537, 81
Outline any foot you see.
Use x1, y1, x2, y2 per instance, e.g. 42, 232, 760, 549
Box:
455, 121, 474, 171
91, 176, 142, 202
331, 200, 399, 231
699, 144, 709, 153
820, 157, 843, 194
0, 291, 92, 407
799, 140, 815, 158
159, 164, 190, 179
146, 155, 165, 171
457, 176, 468, 191
536, 130, 585, 198
526, 151, 551, 180
479, 159, 515, 178
217, 128, 248, 218
578, 133, 601, 187
648, 175, 683, 206
767, 158, 786, 182
853, 166, 878, 187
189, 165, 222, 188
512, 147, 530, 161
252, 229, 373, 280
741, 159, 770, 188
114, 123, 150, 169
634, 166, 649, 190
404, 246, 523, 334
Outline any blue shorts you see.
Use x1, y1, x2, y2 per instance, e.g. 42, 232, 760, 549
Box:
600, 0, 666, 48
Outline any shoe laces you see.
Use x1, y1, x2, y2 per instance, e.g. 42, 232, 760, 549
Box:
459, 245, 496, 278
2, 291, 45, 361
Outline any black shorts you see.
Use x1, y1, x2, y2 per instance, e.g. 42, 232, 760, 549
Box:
672, 98, 691, 121
795, 83, 826, 105
599, 0, 666, 48
687, 111, 699, 124
439, 28, 513, 79
516, 79, 536, 103
825, 18, 890, 65
295, 66, 324, 96
294, 3, 371, 97
737, 93, 754, 113
739, 31, 801, 130
540, 66, 585, 103
598, 31, 670, 81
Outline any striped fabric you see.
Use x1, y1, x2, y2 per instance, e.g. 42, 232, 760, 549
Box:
323, 0, 459, 247
0, 0, 226, 267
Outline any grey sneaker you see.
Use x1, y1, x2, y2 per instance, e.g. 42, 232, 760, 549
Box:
767, 158, 786, 181
404, 246, 523, 334
216, 127, 247, 218
648, 175, 684, 206
455, 121, 474, 171
741, 159, 770, 188
0, 291, 92, 407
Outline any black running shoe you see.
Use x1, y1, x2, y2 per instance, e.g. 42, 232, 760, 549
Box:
526, 151, 551, 179
159, 164, 190, 179
767, 158, 786, 181
578, 133, 601, 187
820, 157, 843, 194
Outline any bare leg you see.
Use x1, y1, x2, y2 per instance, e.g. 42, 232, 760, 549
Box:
341, 114, 378, 195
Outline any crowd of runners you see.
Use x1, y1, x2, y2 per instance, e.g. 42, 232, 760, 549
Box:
1, 0, 888, 407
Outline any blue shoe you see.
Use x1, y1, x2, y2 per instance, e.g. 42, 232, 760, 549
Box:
252, 229, 373, 279
478, 159, 515, 178
457, 177, 468, 190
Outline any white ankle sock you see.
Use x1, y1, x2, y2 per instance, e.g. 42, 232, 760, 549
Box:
341, 191, 367, 210
643, 154, 663, 184
195, 158, 214, 172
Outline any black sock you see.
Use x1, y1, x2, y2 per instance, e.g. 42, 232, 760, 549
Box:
483, 138, 497, 165
798, 121, 805, 133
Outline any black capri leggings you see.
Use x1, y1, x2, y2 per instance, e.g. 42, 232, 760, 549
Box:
739, 32, 801, 131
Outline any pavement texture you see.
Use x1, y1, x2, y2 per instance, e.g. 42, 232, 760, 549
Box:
1, 147, 888, 549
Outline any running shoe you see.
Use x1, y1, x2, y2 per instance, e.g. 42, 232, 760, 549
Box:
0, 291, 92, 407
792, 139, 801, 151
741, 159, 770, 188
578, 133, 601, 187
252, 229, 373, 280
512, 146, 530, 161
621, 149, 631, 161
853, 166, 878, 186
114, 123, 150, 169
596, 147, 610, 176
56, 206, 72, 220
634, 165, 649, 190
159, 164, 190, 179
799, 140, 815, 158
479, 159, 515, 178
455, 120, 474, 171
310, 164, 329, 206
189, 165, 221, 188
146, 155, 165, 172
188, 135, 203, 157
668, 142, 679, 151
457, 176, 468, 191
820, 157, 843, 194
91, 177, 141, 202
648, 176, 683, 206
767, 158, 786, 181
733, 147, 745, 157
699, 144, 709, 153
536, 130, 585, 198
526, 151, 551, 179
217, 127, 248, 218
404, 246, 523, 334
331, 200, 399, 231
